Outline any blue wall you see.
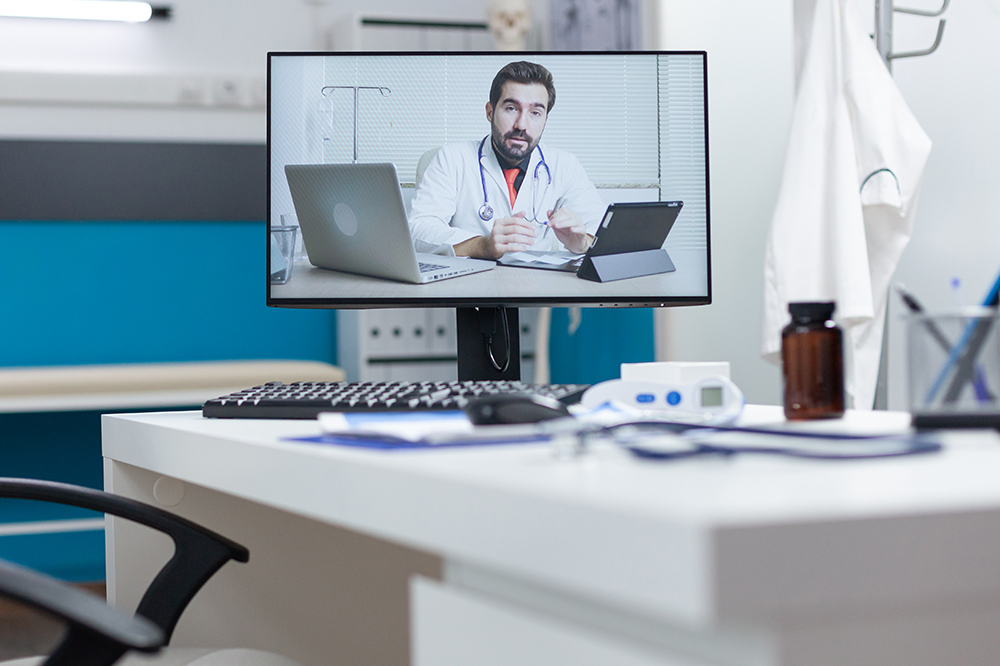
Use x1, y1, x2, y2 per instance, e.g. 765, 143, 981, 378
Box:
1, 221, 336, 366
549, 308, 655, 385
0, 220, 338, 580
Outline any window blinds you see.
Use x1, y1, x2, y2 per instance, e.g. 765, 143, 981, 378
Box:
658, 54, 708, 252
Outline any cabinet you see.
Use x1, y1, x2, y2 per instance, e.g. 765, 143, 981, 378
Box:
328, 14, 495, 52
337, 308, 540, 382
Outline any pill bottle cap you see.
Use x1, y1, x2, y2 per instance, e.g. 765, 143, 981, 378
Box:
788, 301, 836, 323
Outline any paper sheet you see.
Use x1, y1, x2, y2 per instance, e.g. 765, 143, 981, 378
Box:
506, 252, 574, 266
507, 252, 543, 263
318, 411, 473, 442
536, 254, 575, 266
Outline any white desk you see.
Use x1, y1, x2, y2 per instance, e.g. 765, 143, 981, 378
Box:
103, 407, 1000, 666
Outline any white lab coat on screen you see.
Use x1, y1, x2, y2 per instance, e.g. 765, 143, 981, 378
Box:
762, 0, 932, 409
408, 139, 606, 254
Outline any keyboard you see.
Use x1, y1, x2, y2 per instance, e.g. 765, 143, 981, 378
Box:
418, 261, 448, 272
202, 380, 590, 419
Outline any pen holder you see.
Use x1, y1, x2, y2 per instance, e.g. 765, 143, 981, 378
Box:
908, 308, 1000, 429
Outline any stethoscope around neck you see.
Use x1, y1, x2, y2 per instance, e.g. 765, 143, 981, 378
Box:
477, 135, 551, 223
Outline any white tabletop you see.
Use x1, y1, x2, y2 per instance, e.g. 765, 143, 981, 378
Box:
270, 248, 708, 302
103, 406, 1000, 630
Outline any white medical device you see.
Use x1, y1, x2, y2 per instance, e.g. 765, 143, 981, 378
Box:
580, 375, 745, 424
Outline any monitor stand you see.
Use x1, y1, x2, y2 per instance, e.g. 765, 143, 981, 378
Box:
456, 307, 521, 381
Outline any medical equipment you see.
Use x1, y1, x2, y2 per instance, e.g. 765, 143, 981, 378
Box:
608, 422, 941, 461
622, 360, 730, 383
580, 375, 745, 425
477, 135, 551, 223
320, 84, 391, 163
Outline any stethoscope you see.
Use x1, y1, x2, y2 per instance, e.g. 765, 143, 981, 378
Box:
575, 421, 943, 461
477, 135, 552, 223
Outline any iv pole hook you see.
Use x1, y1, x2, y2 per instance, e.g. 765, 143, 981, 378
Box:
320, 86, 392, 163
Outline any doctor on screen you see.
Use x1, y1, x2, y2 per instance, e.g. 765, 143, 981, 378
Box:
408, 61, 606, 259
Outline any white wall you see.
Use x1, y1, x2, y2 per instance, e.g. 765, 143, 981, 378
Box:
657, 1, 793, 405
0, 0, 494, 142
0, 0, 495, 73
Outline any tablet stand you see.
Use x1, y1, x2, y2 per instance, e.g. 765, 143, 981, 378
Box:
577, 248, 676, 283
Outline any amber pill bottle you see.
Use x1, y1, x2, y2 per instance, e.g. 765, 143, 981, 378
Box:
781, 301, 845, 420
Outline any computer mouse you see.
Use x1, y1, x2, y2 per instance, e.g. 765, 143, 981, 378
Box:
464, 393, 573, 425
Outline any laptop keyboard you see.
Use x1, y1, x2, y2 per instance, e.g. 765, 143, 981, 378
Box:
418, 261, 448, 272
203, 380, 590, 419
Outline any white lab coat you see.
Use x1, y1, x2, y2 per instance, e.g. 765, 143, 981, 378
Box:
408, 139, 607, 253
762, 0, 932, 409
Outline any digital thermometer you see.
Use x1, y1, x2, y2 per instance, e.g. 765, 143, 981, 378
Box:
580, 375, 745, 424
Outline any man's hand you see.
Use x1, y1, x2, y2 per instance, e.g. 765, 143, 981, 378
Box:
454, 211, 536, 260
546, 207, 592, 254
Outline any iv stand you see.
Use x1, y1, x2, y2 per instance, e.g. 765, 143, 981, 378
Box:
320, 85, 392, 163
875, 0, 949, 72
871, 0, 948, 408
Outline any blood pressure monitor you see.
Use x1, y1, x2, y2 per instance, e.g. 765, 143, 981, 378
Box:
580, 375, 745, 424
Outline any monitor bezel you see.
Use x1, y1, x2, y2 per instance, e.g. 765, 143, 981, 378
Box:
266, 50, 711, 310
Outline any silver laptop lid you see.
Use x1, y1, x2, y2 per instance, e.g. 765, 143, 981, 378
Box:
285, 163, 422, 283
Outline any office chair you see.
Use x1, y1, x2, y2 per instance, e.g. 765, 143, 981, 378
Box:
0, 478, 300, 666
415, 147, 441, 188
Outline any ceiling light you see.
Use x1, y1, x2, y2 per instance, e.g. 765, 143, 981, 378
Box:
0, 1, 171, 23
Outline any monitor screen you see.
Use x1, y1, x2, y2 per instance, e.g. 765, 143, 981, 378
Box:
268, 51, 710, 309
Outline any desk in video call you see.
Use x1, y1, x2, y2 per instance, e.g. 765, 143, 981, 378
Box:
271, 248, 708, 302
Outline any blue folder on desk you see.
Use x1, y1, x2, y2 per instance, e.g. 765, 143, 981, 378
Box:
287, 411, 550, 451
290, 433, 548, 451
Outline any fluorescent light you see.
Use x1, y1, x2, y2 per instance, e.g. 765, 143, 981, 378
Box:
0, 1, 155, 22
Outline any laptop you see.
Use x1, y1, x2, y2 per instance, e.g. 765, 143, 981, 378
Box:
498, 201, 683, 274
285, 163, 495, 284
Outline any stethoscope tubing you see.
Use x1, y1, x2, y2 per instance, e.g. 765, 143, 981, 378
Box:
477, 135, 551, 223
607, 421, 942, 460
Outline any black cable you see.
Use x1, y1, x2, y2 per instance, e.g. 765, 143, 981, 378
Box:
484, 307, 511, 374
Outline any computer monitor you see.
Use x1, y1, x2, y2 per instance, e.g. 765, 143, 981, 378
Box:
267, 51, 710, 380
